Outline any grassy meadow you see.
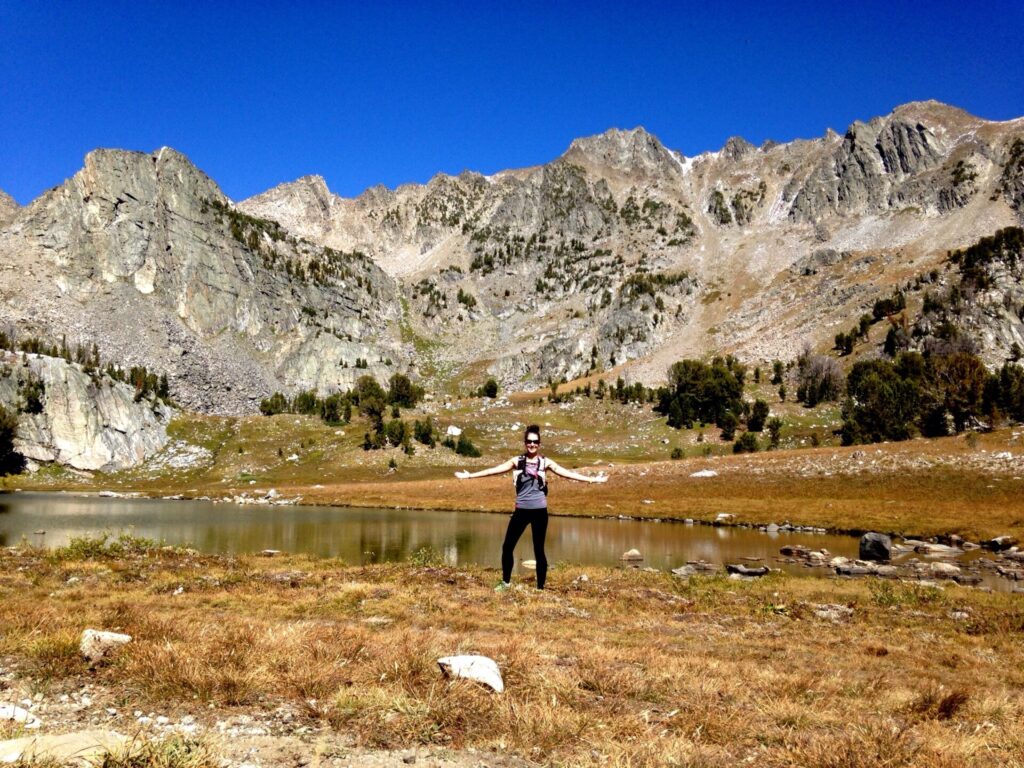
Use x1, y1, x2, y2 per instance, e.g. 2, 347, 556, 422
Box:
1, 541, 1023, 767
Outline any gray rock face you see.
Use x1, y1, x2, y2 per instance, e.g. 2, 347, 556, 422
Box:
859, 532, 892, 562
790, 115, 947, 221
0, 148, 403, 414
0, 351, 172, 471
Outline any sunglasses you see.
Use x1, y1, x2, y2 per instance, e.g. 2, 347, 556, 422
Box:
525, 439, 540, 445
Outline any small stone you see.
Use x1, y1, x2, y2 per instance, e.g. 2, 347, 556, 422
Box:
814, 604, 854, 621
80, 629, 132, 665
726, 564, 769, 577
0, 703, 42, 729
930, 562, 961, 579
437, 655, 504, 693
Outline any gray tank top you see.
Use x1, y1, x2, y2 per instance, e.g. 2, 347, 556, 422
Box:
513, 456, 548, 509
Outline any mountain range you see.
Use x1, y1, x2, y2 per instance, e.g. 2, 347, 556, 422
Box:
1, 100, 1022, 414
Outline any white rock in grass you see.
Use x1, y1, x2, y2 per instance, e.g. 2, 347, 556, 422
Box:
690, 470, 717, 478
0, 703, 41, 729
446, 425, 463, 437
437, 655, 504, 693
521, 560, 537, 570
80, 629, 132, 664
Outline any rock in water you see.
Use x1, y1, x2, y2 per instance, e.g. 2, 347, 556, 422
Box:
859, 532, 892, 562
437, 655, 504, 693
983, 535, 1018, 552
80, 629, 132, 665
621, 548, 643, 561
726, 564, 770, 577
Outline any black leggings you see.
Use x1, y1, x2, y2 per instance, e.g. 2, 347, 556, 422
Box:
501, 507, 548, 589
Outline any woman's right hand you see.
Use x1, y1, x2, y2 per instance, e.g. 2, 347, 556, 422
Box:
455, 470, 471, 480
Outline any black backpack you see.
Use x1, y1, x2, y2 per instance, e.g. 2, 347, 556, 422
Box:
513, 454, 548, 495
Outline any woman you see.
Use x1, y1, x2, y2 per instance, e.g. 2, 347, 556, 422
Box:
455, 424, 607, 590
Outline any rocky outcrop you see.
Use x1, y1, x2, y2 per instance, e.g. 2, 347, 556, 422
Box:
789, 115, 947, 221
0, 190, 18, 226
0, 149, 404, 413
0, 351, 172, 471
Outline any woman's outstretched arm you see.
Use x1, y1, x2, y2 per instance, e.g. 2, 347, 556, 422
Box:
454, 458, 516, 480
545, 459, 608, 483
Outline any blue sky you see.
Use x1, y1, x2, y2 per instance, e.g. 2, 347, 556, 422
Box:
2, 1, 1023, 205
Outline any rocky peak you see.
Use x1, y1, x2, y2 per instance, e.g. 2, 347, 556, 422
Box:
0, 189, 19, 226
563, 126, 681, 178
721, 136, 756, 161
241, 173, 337, 225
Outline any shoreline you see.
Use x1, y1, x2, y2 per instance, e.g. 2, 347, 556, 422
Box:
9, 485, 1015, 550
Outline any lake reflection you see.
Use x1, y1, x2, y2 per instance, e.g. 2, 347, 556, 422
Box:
0, 492, 862, 576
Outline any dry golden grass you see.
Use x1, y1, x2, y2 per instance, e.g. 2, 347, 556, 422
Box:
2, 544, 1023, 767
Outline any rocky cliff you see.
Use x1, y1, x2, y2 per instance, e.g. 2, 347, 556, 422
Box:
0, 149, 404, 414
0, 351, 172, 471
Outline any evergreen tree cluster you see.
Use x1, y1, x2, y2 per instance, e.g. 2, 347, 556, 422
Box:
840, 352, 1024, 444
656, 357, 746, 430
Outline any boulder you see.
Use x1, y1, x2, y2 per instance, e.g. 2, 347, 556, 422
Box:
690, 470, 717, 478
780, 544, 810, 557
859, 532, 892, 562
835, 564, 872, 576
983, 535, 1018, 552
726, 564, 769, 577
80, 629, 132, 665
437, 655, 504, 693
0, 353, 173, 471
930, 562, 961, 579
671, 565, 696, 578
621, 549, 643, 561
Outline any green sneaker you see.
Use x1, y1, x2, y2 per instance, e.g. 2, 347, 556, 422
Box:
494, 581, 511, 593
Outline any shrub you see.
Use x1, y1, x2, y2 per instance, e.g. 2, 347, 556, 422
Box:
747, 399, 770, 432
0, 404, 24, 475
766, 417, 783, 449
455, 434, 481, 457
719, 412, 738, 441
795, 349, 844, 406
733, 432, 759, 453
260, 392, 289, 416
413, 417, 437, 447
387, 373, 424, 408
670, 447, 684, 460
482, 378, 499, 398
